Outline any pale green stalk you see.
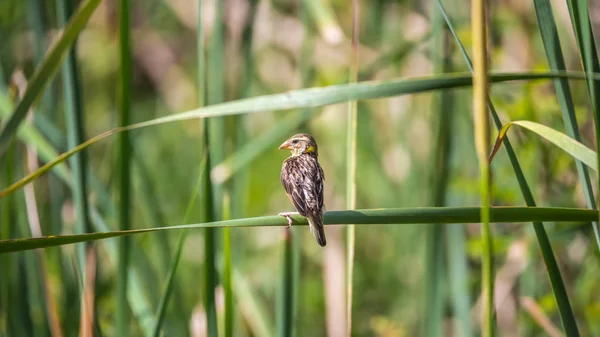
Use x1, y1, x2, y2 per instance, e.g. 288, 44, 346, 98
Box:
471, 0, 493, 335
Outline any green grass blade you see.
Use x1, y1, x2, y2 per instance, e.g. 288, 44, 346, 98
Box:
1, 70, 595, 200
151, 155, 207, 337
0, 141, 16, 336
0, 0, 101, 156
56, 0, 91, 283
117, 0, 133, 334
565, 1, 600, 135
489, 121, 596, 171
233, 270, 273, 337
0, 94, 158, 337
534, 0, 600, 265
201, 0, 220, 335
436, 2, 579, 335
56, 0, 93, 333
0, 206, 595, 254
424, 3, 453, 335
567, 0, 600, 264
447, 224, 472, 337
276, 230, 295, 337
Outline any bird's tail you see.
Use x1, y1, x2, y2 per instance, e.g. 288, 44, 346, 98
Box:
308, 216, 327, 247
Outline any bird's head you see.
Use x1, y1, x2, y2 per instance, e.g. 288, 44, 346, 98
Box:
278, 133, 318, 157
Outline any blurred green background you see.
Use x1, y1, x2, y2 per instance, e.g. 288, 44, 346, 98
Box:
1, 0, 600, 336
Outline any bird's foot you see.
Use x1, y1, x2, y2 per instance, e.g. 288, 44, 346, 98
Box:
278, 212, 298, 229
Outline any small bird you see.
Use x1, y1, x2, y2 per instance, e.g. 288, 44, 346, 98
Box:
278, 133, 327, 247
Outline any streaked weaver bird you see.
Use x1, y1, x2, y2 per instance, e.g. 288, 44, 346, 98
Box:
278, 133, 327, 247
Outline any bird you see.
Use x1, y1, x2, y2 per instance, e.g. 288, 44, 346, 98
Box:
278, 133, 327, 247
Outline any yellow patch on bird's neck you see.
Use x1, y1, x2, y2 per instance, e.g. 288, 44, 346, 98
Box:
304, 145, 315, 154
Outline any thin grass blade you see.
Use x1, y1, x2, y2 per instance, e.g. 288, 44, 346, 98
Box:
424, 2, 453, 334
117, 0, 133, 334
0, 0, 102, 156
0, 70, 593, 200
534, 0, 600, 269
151, 155, 207, 337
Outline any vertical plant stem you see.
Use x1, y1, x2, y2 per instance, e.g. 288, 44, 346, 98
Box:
276, 229, 295, 337
0, 140, 15, 336
199, 1, 218, 336
207, 0, 226, 219
151, 155, 207, 337
447, 225, 472, 337
56, 0, 92, 280
424, 3, 453, 334
572, 0, 600, 236
471, 0, 493, 335
117, 0, 133, 335
56, 0, 94, 335
26, 2, 64, 335
345, 2, 359, 336
13, 69, 64, 337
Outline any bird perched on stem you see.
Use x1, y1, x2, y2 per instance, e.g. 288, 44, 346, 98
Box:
278, 133, 327, 247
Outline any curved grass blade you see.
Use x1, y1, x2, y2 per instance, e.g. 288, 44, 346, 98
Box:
0, 207, 595, 254
0, 0, 102, 156
0, 70, 594, 200
489, 121, 596, 172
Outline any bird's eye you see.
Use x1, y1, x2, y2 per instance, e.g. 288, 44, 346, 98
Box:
292, 139, 299, 144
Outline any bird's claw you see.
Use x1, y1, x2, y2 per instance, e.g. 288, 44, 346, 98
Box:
278, 212, 296, 229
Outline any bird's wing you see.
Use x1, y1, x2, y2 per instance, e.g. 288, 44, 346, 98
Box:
281, 157, 324, 217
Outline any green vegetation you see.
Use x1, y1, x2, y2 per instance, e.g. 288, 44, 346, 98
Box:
1, 1, 600, 336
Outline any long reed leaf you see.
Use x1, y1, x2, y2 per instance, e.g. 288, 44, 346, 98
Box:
0, 71, 594, 200
0, 207, 595, 254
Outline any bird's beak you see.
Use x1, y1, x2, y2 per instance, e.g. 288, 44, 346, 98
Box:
278, 140, 292, 150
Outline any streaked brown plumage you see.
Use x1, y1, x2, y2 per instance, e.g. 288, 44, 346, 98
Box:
278, 133, 326, 246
